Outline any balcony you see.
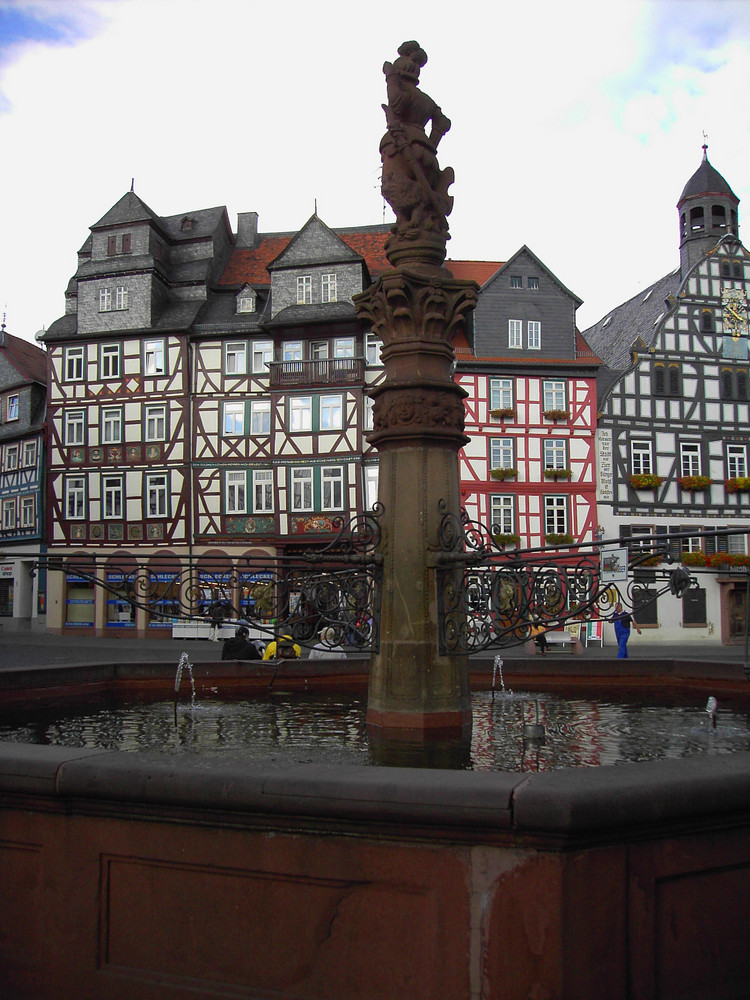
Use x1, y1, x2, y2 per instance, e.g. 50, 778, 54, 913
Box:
268, 357, 365, 388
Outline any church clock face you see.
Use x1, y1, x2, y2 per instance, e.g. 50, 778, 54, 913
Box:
722, 288, 748, 339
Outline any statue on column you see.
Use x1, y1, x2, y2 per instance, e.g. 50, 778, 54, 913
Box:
380, 41, 455, 267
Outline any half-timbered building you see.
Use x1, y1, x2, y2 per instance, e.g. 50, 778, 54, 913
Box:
0, 323, 47, 629
585, 148, 750, 645
455, 248, 601, 560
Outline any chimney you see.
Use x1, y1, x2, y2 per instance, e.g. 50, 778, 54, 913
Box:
237, 212, 259, 248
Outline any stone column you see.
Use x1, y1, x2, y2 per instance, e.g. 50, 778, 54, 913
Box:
355, 266, 477, 738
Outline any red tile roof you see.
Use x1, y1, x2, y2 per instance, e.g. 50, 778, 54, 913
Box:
1, 330, 47, 385
446, 260, 504, 285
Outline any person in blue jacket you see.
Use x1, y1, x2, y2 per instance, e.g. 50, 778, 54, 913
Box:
612, 602, 641, 658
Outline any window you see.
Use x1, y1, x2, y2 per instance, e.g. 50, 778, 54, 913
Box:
144, 340, 165, 376
21, 496, 35, 528
99, 288, 112, 312
115, 286, 128, 310
223, 401, 245, 436
2, 500, 15, 531
334, 338, 355, 359
364, 465, 379, 510
252, 341, 273, 373
144, 404, 166, 441
65, 346, 85, 381
544, 439, 567, 470
528, 277, 539, 290
5, 445, 18, 470
508, 320, 523, 348
23, 441, 36, 467
224, 342, 247, 375
321, 273, 337, 303
320, 394, 343, 430
250, 399, 271, 435
253, 469, 274, 513
322, 466, 344, 510
366, 333, 383, 365
237, 290, 255, 313
631, 440, 653, 476
727, 444, 747, 479
700, 310, 714, 332
490, 495, 515, 535
107, 235, 117, 256
490, 437, 514, 469
122, 232, 131, 254
102, 475, 123, 519
721, 368, 749, 400
489, 378, 514, 412
100, 344, 121, 379
527, 321, 541, 350
226, 471, 246, 514
311, 341, 329, 360
543, 380, 566, 412
289, 396, 312, 432
65, 476, 85, 519
510, 275, 523, 289
363, 396, 374, 431
64, 409, 85, 446
680, 442, 701, 477
283, 341, 303, 362
290, 467, 313, 511
544, 495, 568, 535
101, 407, 122, 445
145, 473, 168, 517
297, 276, 312, 305
6, 394, 19, 421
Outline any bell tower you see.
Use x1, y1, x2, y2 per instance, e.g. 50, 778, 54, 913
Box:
678, 144, 740, 277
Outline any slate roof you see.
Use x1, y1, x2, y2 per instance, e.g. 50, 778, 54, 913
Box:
678, 152, 739, 206
264, 301, 357, 328
0, 329, 47, 385
582, 269, 681, 371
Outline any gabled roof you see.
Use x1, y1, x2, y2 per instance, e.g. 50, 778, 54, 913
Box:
269, 215, 361, 270
1, 329, 47, 385
90, 190, 162, 231
489, 245, 582, 305
219, 224, 391, 288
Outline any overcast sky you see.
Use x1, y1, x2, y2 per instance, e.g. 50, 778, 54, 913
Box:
1, 0, 749, 344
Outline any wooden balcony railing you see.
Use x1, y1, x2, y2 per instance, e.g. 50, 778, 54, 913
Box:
268, 357, 366, 387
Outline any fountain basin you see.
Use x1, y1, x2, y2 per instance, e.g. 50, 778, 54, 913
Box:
2, 657, 750, 1000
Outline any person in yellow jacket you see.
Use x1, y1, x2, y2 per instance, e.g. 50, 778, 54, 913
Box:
262, 634, 301, 660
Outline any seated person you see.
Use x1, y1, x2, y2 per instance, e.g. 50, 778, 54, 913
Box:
307, 627, 346, 660
222, 625, 262, 661
529, 623, 549, 655
262, 634, 302, 660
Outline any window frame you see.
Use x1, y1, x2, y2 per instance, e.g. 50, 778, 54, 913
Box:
489, 437, 514, 470
143, 339, 166, 376
99, 287, 112, 312
225, 470, 247, 514
727, 443, 748, 479
65, 346, 85, 382
543, 380, 566, 412
249, 399, 271, 436
223, 401, 246, 436
23, 440, 37, 467
489, 377, 514, 412
680, 442, 702, 477
64, 409, 86, 447
321, 273, 337, 303
6, 394, 19, 421
543, 438, 567, 470
543, 494, 568, 536
20, 495, 35, 528
102, 474, 123, 520
321, 465, 345, 511
508, 319, 523, 349
296, 276, 312, 305
4, 444, 18, 471
101, 407, 123, 445
290, 467, 314, 512
631, 440, 653, 476
320, 394, 343, 431
115, 285, 128, 311
527, 320, 541, 350
65, 475, 86, 519
366, 333, 383, 366
99, 343, 121, 380
144, 404, 167, 442
288, 395, 312, 432
490, 494, 515, 535
252, 469, 274, 513
224, 341, 248, 376
333, 337, 355, 359
145, 472, 169, 518
2, 498, 16, 531
251, 340, 273, 373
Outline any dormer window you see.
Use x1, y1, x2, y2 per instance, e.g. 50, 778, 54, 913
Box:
107, 233, 132, 256
297, 276, 312, 305
510, 276, 522, 289
236, 288, 256, 314
181, 217, 194, 231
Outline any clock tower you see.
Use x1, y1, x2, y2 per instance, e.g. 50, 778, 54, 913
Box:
678, 144, 740, 277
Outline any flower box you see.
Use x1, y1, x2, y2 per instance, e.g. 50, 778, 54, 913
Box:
489, 407, 516, 420
542, 409, 570, 421
725, 477, 750, 494
543, 468, 572, 480
683, 552, 750, 569
678, 475, 712, 491
489, 467, 517, 481
492, 533, 520, 547
629, 474, 663, 490
545, 533, 575, 545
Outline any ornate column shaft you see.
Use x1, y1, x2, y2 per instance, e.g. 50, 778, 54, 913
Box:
355, 267, 477, 736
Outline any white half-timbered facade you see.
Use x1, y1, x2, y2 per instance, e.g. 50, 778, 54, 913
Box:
586, 149, 750, 645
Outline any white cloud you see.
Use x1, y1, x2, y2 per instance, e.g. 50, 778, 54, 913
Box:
0, 0, 748, 342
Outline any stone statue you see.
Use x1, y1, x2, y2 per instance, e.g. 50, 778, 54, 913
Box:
380, 41, 454, 266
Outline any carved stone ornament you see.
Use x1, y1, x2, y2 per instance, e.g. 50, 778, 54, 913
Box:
380, 41, 454, 267
371, 385, 467, 436
354, 268, 477, 349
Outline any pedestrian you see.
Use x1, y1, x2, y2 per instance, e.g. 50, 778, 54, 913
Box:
262, 634, 301, 660
221, 625, 262, 661
307, 627, 346, 660
612, 602, 641, 658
